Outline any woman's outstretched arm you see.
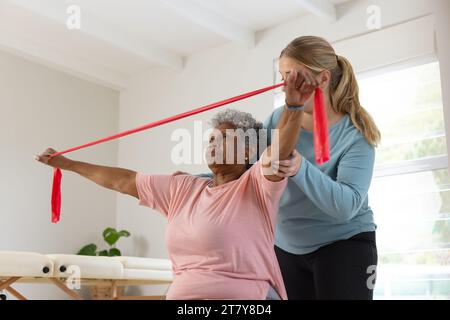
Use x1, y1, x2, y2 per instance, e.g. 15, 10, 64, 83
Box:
35, 148, 138, 198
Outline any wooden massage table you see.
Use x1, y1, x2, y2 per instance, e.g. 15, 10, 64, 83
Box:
0, 251, 173, 300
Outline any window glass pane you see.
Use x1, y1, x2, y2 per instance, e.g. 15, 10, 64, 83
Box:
371, 168, 450, 299
371, 169, 450, 251
376, 136, 447, 166
359, 62, 447, 166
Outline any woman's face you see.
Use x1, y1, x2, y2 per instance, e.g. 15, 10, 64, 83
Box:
279, 56, 316, 113
205, 122, 249, 171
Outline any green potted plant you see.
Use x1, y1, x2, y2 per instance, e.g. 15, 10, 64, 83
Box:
78, 227, 130, 257
77, 227, 131, 299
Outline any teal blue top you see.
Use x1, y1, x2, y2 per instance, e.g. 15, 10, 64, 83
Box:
265, 107, 377, 254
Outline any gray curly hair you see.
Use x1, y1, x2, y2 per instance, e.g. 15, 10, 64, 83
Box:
210, 109, 263, 132
210, 109, 266, 166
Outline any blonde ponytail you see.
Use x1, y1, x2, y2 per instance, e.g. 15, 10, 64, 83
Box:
280, 36, 381, 147
332, 55, 380, 146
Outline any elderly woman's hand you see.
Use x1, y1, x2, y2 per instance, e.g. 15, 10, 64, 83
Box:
35, 148, 73, 170
283, 69, 319, 107
273, 150, 302, 178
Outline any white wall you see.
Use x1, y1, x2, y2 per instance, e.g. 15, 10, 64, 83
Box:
117, 0, 450, 260
0, 50, 119, 298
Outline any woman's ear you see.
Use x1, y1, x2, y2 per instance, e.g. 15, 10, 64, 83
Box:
318, 70, 331, 90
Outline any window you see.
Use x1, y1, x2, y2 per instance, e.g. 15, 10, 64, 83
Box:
360, 62, 447, 166
359, 61, 449, 300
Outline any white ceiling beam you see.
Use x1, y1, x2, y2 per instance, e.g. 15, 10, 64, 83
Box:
7, 0, 184, 70
0, 39, 128, 90
293, 0, 337, 22
80, 17, 184, 71
160, 0, 255, 47
0, 1, 128, 89
0, 7, 126, 89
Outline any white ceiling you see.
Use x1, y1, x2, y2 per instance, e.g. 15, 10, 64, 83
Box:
0, 0, 352, 90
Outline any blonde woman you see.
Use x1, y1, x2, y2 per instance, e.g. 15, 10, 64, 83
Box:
267, 36, 381, 299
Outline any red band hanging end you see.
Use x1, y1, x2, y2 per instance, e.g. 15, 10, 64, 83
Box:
51, 168, 62, 223
313, 88, 330, 165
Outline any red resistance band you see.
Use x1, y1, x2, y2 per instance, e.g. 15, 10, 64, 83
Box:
49, 84, 329, 223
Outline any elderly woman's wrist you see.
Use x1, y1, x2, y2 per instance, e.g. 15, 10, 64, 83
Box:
54, 157, 75, 171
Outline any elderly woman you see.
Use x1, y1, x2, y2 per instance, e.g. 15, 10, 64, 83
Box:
35, 69, 319, 300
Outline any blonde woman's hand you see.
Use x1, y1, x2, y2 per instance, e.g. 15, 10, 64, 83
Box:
273, 149, 302, 177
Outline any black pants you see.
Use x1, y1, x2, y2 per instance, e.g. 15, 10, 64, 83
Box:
275, 232, 378, 300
